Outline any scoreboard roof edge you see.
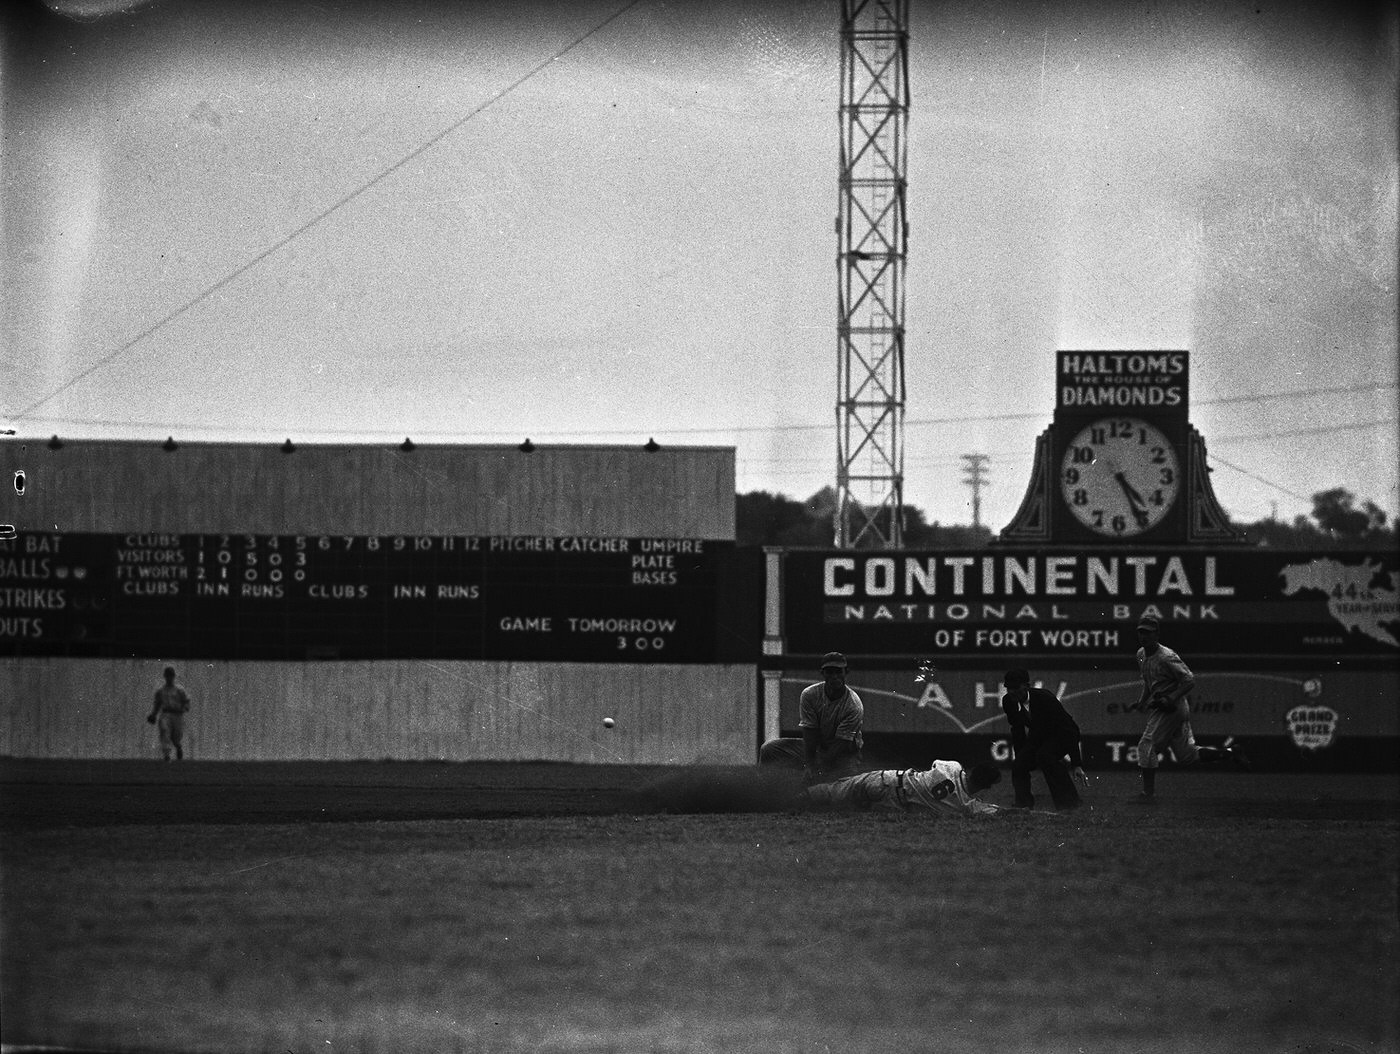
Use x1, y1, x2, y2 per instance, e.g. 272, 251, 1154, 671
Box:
0, 438, 739, 454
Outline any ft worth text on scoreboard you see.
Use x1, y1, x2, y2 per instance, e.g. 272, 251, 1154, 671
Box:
0, 532, 727, 663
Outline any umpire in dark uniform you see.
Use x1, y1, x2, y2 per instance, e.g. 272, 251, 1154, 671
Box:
1001, 668, 1086, 811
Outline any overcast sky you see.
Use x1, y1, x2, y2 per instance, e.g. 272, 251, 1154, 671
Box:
3, 0, 1396, 532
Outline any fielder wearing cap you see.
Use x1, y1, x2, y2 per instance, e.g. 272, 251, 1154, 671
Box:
1133, 617, 1248, 799
758, 651, 864, 783
146, 665, 192, 761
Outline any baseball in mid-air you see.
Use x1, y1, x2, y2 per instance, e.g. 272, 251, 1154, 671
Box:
602, 717, 615, 729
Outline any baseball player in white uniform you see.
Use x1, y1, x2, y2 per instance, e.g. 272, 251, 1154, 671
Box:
1135, 615, 1248, 798
146, 666, 191, 761
801, 759, 1003, 816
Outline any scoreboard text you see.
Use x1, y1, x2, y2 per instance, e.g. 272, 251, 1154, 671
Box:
0, 532, 727, 662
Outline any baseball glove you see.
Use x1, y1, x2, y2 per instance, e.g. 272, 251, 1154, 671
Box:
1149, 694, 1177, 713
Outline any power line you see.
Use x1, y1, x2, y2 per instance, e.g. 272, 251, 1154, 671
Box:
13, 382, 1394, 438
1210, 418, 1397, 443
1206, 453, 1314, 504
10, 0, 647, 423
1200, 382, 1395, 406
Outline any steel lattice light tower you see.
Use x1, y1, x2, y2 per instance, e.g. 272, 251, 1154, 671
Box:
835, 0, 909, 548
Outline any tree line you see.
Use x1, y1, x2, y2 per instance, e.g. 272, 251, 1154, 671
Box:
736, 485, 1397, 550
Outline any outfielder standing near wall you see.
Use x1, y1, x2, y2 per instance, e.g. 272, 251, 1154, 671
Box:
1135, 616, 1248, 798
146, 666, 191, 761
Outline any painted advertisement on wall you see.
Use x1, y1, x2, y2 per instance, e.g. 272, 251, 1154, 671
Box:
781, 549, 1400, 659
775, 665, 1398, 770
778, 667, 1395, 738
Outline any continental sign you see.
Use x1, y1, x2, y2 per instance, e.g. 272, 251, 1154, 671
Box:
781, 549, 1400, 656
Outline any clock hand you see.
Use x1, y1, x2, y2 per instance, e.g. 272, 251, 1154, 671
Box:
1113, 472, 1147, 509
1114, 473, 1152, 526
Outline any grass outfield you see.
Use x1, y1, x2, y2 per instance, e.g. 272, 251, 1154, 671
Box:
1, 762, 1397, 1054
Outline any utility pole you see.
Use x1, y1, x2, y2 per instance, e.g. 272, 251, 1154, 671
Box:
961, 454, 990, 529
835, 0, 909, 549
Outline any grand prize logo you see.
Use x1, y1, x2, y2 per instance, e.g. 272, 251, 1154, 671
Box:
1285, 678, 1338, 752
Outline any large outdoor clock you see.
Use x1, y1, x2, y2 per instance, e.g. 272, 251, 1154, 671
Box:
1059, 417, 1180, 538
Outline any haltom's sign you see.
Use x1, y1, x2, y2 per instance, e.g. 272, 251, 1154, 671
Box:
1057, 350, 1188, 414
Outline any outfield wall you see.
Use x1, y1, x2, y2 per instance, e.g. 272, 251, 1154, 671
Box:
761, 546, 1400, 772
0, 658, 754, 763
0, 439, 755, 763
767, 664, 1400, 773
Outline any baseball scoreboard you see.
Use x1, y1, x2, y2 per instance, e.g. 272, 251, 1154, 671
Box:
0, 531, 734, 662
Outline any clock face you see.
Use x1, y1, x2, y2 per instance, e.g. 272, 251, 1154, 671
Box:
1060, 418, 1180, 537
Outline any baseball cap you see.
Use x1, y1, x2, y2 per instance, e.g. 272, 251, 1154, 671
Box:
1136, 616, 1160, 631
1002, 668, 1030, 688
820, 651, 848, 670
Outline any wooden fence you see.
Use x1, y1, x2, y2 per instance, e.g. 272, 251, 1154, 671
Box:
1, 659, 756, 763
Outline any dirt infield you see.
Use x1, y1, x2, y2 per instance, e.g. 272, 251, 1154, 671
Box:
0, 759, 675, 830
3, 761, 1398, 1054
1, 758, 1396, 830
